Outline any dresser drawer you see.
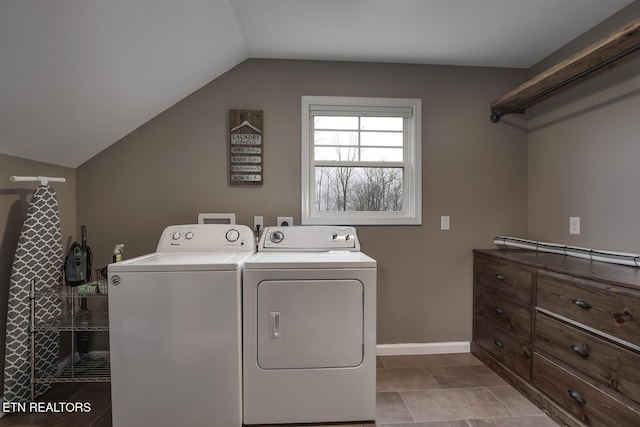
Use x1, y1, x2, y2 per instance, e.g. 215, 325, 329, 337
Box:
533, 353, 640, 426
475, 287, 531, 342
537, 273, 640, 348
475, 256, 533, 306
474, 321, 531, 381
536, 312, 640, 406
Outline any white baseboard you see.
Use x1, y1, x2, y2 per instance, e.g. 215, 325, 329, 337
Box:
376, 341, 470, 356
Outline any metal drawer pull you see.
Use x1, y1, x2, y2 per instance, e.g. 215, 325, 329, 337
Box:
572, 299, 592, 309
568, 389, 586, 405
494, 339, 504, 348
494, 307, 505, 315
495, 274, 506, 281
570, 344, 589, 358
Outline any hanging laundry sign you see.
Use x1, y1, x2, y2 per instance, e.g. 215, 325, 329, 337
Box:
229, 109, 263, 185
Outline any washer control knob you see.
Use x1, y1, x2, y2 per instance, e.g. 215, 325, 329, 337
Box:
345, 234, 351, 241
185, 232, 194, 240
270, 231, 285, 244
332, 233, 338, 240
225, 229, 240, 242
171, 232, 181, 240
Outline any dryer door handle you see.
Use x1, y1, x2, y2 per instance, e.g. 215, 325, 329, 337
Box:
269, 312, 281, 339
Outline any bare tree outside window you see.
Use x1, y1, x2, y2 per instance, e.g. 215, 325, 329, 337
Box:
313, 115, 404, 212
353, 168, 403, 211
315, 167, 403, 212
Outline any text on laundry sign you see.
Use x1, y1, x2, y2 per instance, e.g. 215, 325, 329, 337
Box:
231, 175, 262, 182
231, 134, 262, 145
231, 165, 262, 172
231, 146, 262, 154
231, 156, 261, 163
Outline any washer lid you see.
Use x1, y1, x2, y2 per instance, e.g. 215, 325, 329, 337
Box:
108, 251, 254, 272
244, 251, 376, 269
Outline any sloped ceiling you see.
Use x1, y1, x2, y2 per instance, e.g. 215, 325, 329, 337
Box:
0, 0, 633, 167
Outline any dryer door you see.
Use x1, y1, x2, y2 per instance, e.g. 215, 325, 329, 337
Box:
257, 279, 363, 369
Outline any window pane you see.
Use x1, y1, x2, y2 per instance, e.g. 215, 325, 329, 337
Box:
360, 147, 403, 162
360, 117, 403, 131
361, 131, 403, 147
314, 131, 358, 146
314, 116, 358, 130
314, 167, 403, 212
314, 146, 360, 161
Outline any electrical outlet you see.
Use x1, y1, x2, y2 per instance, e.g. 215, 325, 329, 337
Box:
440, 216, 450, 231
277, 216, 293, 227
254, 216, 264, 231
569, 216, 580, 235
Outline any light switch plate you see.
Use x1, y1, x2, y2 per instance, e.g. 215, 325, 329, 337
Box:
569, 216, 580, 235
441, 216, 450, 231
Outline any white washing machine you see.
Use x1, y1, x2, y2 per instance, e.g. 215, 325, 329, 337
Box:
243, 226, 377, 425
108, 224, 254, 427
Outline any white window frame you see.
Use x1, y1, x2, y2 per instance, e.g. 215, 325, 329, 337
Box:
301, 96, 422, 225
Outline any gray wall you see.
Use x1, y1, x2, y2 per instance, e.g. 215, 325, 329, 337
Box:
526, 3, 640, 252
77, 59, 528, 344
0, 153, 76, 394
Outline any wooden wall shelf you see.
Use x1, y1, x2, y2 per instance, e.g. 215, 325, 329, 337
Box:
490, 18, 640, 123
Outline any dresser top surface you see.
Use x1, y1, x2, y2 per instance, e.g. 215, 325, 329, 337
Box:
474, 248, 640, 290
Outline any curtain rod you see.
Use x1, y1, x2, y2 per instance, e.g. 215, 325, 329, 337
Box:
9, 176, 66, 185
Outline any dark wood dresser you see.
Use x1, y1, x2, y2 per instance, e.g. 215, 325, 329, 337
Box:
472, 249, 640, 427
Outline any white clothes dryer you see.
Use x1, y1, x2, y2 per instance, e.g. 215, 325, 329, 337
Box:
108, 224, 254, 427
242, 226, 377, 425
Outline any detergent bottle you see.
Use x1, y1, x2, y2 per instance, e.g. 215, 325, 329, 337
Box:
113, 244, 124, 263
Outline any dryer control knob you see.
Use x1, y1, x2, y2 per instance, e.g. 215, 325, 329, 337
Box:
171, 232, 181, 240
225, 229, 240, 242
185, 232, 194, 240
270, 231, 284, 244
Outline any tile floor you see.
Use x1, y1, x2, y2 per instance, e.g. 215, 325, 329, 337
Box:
0, 354, 559, 426
374, 353, 559, 426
